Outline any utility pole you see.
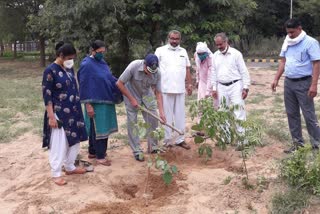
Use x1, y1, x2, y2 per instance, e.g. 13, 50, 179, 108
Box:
290, 0, 293, 18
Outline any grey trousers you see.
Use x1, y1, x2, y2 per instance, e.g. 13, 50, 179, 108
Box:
124, 100, 159, 155
284, 77, 320, 146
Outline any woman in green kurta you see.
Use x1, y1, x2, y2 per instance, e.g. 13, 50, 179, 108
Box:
77, 40, 122, 166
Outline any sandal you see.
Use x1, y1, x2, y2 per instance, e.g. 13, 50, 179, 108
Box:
88, 154, 96, 159
97, 159, 111, 166
65, 167, 86, 175
52, 177, 67, 186
75, 159, 94, 172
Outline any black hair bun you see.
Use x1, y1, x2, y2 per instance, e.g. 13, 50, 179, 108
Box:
55, 41, 65, 51
90, 40, 105, 51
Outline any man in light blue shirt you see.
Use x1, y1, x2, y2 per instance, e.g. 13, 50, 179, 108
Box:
271, 18, 320, 153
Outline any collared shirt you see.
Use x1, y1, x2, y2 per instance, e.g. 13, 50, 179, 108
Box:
211, 46, 250, 90
155, 44, 191, 93
280, 35, 320, 78
118, 60, 159, 109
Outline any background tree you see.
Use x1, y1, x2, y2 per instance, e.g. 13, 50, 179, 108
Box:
1, 0, 320, 70
296, 0, 320, 36
26, 0, 257, 75
0, 0, 45, 62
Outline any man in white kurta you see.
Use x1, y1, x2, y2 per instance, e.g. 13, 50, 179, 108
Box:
155, 30, 193, 149
211, 33, 251, 144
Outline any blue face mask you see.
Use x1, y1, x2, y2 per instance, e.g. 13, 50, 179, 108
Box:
198, 52, 208, 62
94, 52, 104, 61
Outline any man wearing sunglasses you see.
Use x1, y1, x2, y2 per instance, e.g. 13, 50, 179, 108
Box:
116, 54, 166, 161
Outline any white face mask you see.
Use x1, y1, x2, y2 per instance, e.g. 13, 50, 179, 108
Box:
220, 45, 229, 54
168, 44, 180, 51
63, 59, 74, 69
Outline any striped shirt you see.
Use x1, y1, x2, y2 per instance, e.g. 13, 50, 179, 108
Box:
280, 35, 320, 78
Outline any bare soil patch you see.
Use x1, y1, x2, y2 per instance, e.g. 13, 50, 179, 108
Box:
1, 61, 320, 213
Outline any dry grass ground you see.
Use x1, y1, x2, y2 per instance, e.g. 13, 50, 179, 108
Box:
1, 59, 320, 213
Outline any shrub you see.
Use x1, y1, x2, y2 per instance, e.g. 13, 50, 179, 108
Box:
271, 189, 309, 214
280, 145, 320, 195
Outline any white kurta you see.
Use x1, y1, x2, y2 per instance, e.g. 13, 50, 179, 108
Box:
155, 45, 191, 144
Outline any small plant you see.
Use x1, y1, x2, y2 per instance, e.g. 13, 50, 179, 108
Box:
223, 176, 233, 185
189, 97, 263, 180
271, 189, 310, 214
256, 176, 269, 193
241, 177, 255, 190
147, 154, 178, 185
280, 144, 320, 195
133, 107, 178, 185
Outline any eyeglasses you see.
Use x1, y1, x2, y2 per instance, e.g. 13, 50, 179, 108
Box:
169, 37, 180, 41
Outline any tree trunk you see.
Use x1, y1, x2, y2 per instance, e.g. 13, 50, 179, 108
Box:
149, 21, 161, 51
13, 41, 17, 58
149, 2, 162, 50
39, 36, 46, 67
0, 40, 3, 57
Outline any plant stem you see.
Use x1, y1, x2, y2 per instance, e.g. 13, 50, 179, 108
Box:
144, 166, 151, 207
241, 150, 249, 180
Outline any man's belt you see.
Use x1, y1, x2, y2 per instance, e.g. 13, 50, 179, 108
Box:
219, 79, 240, 86
286, 76, 311, 81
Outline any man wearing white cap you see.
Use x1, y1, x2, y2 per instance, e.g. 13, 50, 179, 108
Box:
116, 54, 166, 161
211, 33, 250, 148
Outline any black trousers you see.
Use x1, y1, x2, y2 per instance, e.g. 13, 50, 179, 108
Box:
88, 118, 108, 159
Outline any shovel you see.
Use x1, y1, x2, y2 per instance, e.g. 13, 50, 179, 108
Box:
138, 105, 184, 135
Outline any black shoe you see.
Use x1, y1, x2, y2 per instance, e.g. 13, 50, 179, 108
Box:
312, 144, 319, 151
284, 144, 304, 154
151, 148, 166, 154
176, 141, 191, 150
134, 153, 145, 162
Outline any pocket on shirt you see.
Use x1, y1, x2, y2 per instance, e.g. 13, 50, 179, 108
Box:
295, 50, 308, 62
178, 55, 186, 67
133, 73, 144, 81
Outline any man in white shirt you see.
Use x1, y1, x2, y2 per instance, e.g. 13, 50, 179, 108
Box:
211, 33, 250, 147
155, 30, 193, 150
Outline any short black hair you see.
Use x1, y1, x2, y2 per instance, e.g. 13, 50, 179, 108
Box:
285, 18, 302, 29
90, 40, 105, 51
55, 41, 76, 57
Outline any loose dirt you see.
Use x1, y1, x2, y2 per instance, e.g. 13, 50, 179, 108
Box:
1, 62, 320, 213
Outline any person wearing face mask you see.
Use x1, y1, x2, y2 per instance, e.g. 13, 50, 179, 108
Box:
42, 41, 88, 186
193, 42, 217, 135
155, 30, 193, 150
194, 42, 217, 104
211, 33, 251, 150
271, 18, 320, 153
116, 54, 166, 161
77, 40, 122, 166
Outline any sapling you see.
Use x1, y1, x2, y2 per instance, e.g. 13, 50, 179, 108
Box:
189, 97, 262, 180
132, 107, 178, 205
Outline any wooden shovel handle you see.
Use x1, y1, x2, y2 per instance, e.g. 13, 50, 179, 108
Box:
138, 105, 184, 135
